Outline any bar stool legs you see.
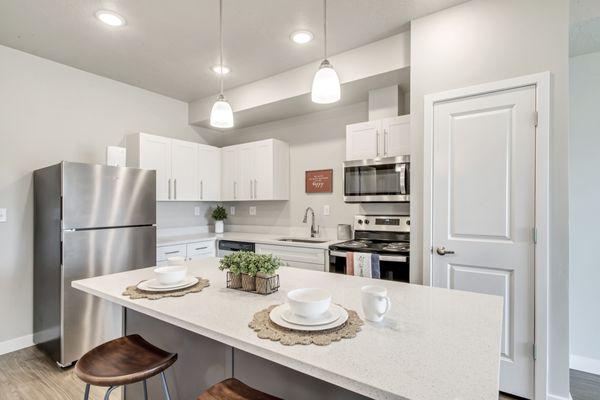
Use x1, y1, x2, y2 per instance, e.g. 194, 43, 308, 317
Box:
103, 386, 117, 400
83, 384, 90, 400
161, 372, 172, 400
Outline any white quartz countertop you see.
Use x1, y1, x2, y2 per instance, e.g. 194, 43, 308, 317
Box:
72, 258, 502, 400
157, 231, 341, 250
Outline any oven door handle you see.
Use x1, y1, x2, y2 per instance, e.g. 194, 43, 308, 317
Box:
329, 250, 408, 263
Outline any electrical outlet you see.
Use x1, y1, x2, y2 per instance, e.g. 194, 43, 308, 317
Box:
323, 205, 330, 216
249, 206, 257, 216
230, 206, 236, 216
0, 208, 6, 222
194, 206, 201, 216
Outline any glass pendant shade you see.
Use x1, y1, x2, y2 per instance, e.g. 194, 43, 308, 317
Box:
311, 60, 340, 104
210, 95, 234, 128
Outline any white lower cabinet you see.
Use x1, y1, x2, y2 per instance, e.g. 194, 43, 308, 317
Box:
255, 244, 326, 272
156, 239, 216, 265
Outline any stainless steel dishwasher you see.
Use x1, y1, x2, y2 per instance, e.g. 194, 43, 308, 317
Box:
217, 240, 255, 257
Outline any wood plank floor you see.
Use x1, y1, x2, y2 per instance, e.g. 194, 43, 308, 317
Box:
0, 346, 597, 399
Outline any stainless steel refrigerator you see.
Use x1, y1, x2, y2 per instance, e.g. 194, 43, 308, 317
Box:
33, 161, 156, 367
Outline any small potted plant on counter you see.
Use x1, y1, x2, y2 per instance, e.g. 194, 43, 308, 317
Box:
255, 254, 282, 295
211, 204, 227, 234
218, 252, 243, 288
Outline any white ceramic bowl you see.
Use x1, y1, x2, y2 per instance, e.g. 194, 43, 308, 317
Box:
287, 288, 332, 319
154, 265, 187, 285
167, 256, 185, 266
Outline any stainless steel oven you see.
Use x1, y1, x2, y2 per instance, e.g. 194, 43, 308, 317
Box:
343, 156, 410, 203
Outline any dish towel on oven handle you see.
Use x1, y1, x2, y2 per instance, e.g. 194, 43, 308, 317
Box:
352, 252, 380, 278
345, 251, 354, 275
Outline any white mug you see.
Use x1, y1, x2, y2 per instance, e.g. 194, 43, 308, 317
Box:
361, 285, 391, 322
167, 256, 185, 266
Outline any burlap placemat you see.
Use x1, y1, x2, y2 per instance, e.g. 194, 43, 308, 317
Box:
249, 304, 363, 346
123, 277, 210, 300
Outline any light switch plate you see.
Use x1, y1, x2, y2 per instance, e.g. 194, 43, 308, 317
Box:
194, 206, 201, 216
230, 206, 235, 216
323, 205, 330, 216
249, 206, 256, 216
0, 208, 6, 222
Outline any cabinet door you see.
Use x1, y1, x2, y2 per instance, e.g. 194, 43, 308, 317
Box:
171, 139, 198, 201
238, 144, 256, 200
221, 147, 237, 201
198, 145, 221, 201
139, 134, 172, 200
253, 140, 274, 200
382, 115, 410, 157
345, 121, 381, 161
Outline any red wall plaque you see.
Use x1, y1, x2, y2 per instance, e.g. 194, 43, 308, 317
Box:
305, 169, 333, 193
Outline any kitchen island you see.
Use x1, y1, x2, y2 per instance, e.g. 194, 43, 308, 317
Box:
72, 258, 503, 400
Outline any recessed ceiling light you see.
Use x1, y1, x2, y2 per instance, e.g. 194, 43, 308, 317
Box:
211, 65, 230, 75
290, 30, 314, 44
95, 10, 126, 27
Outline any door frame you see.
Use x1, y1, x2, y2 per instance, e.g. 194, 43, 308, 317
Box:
422, 72, 550, 400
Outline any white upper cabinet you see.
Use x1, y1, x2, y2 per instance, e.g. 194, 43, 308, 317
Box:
221, 139, 289, 201
171, 139, 198, 201
198, 144, 221, 201
345, 115, 410, 161
127, 133, 221, 202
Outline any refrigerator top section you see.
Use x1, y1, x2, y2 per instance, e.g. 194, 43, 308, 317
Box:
62, 162, 156, 229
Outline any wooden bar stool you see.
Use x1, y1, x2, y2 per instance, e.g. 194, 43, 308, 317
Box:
197, 378, 282, 400
74, 334, 177, 400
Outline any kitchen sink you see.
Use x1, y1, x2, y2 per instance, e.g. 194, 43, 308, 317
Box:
276, 238, 329, 244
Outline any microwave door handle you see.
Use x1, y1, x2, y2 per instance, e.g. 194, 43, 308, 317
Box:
399, 164, 406, 194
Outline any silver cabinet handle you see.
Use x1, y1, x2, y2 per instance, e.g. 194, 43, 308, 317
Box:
376, 130, 380, 156
168, 178, 172, 200
233, 181, 237, 199
254, 179, 258, 199
200, 180, 203, 200
174, 178, 177, 199
165, 250, 180, 255
250, 179, 253, 199
195, 247, 208, 250
384, 129, 388, 156
436, 246, 455, 256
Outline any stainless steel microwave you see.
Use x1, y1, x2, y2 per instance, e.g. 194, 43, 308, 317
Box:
343, 156, 410, 203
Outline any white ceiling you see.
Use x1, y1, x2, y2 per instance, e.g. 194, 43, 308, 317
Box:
0, 0, 468, 101
571, 0, 600, 56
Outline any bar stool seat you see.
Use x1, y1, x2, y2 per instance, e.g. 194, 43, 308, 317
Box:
197, 378, 282, 400
75, 334, 177, 400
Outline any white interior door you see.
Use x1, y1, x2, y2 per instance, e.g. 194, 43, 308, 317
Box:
171, 139, 198, 201
431, 86, 536, 398
139, 134, 171, 200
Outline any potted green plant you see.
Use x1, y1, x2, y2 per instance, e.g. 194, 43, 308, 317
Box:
255, 254, 282, 294
211, 204, 227, 234
239, 252, 259, 291
218, 252, 243, 288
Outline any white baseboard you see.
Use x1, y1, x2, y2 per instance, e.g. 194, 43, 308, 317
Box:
570, 354, 600, 375
0, 334, 34, 356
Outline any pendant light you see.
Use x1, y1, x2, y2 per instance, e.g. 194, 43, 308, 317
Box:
210, 0, 234, 128
311, 0, 340, 104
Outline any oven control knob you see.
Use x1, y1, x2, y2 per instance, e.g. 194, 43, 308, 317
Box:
364, 220, 370, 225
406, 220, 410, 226
357, 219, 363, 225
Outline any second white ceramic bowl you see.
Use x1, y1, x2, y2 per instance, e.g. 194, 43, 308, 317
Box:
154, 265, 187, 285
287, 288, 332, 319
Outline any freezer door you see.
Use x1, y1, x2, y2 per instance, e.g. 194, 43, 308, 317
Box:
62, 162, 156, 229
61, 226, 156, 366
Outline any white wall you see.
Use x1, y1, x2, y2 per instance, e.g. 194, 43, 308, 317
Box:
207, 102, 408, 233
410, 0, 569, 398
0, 45, 212, 347
569, 51, 600, 374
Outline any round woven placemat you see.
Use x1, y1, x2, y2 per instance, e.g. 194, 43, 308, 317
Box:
249, 304, 363, 346
123, 277, 210, 300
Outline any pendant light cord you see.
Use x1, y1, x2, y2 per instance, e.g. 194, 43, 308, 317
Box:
323, 0, 327, 60
219, 0, 224, 95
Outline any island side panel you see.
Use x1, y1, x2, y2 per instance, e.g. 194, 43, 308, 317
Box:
233, 349, 371, 400
125, 309, 231, 400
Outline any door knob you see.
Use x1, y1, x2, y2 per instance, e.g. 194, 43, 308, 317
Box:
436, 246, 455, 256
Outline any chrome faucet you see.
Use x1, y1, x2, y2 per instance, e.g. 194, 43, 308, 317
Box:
302, 207, 320, 238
